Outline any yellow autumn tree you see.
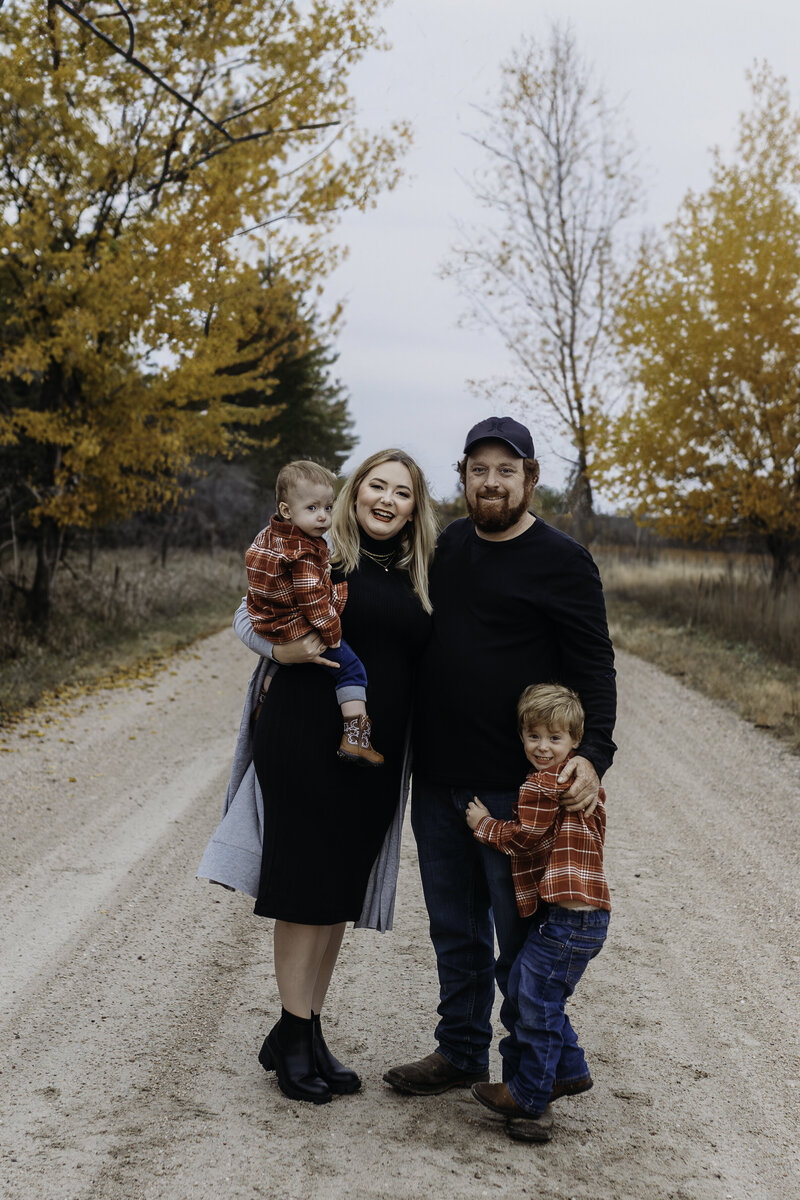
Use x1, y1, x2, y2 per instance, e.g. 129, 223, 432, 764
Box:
606, 65, 800, 586
0, 0, 406, 626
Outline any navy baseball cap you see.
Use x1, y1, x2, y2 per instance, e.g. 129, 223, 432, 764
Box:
463, 415, 535, 459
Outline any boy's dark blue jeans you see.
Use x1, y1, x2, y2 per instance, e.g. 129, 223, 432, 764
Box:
506, 903, 609, 1115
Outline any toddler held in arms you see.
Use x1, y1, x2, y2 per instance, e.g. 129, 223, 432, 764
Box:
245, 459, 383, 766
465, 682, 610, 1142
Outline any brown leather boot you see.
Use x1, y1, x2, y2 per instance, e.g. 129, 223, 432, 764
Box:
338, 714, 384, 766
383, 1051, 489, 1095
471, 1083, 554, 1143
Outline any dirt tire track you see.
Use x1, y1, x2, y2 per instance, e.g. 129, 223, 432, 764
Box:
1, 634, 798, 1199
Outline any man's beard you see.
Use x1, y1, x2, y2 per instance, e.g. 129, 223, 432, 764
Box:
466, 488, 532, 534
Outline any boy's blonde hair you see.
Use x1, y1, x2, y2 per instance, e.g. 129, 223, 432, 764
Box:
275, 460, 336, 507
517, 683, 585, 742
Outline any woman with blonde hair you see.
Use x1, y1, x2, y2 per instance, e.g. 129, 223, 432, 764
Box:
199, 448, 437, 1104
330, 448, 435, 615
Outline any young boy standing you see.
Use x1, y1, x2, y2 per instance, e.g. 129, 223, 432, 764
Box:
245, 459, 383, 765
465, 682, 610, 1143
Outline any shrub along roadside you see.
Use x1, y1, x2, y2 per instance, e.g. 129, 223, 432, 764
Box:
599, 547, 800, 753
0, 548, 246, 723
597, 546, 800, 667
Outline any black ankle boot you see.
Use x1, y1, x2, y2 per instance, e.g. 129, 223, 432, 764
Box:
258, 1009, 332, 1104
312, 1011, 361, 1094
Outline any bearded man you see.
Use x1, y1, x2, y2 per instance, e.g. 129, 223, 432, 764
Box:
384, 416, 617, 1137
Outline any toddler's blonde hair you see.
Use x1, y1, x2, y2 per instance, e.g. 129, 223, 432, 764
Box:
275, 460, 336, 508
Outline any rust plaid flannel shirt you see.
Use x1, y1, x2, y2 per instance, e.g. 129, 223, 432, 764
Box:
245, 516, 347, 647
472, 755, 610, 916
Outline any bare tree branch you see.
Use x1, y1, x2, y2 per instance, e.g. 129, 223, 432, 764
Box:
50, 1, 340, 146
446, 22, 640, 536
93, 2, 135, 58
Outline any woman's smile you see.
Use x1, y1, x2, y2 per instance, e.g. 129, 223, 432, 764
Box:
354, 461, 416, 539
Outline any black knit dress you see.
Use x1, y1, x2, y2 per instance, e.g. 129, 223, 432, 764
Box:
252, 530, 431, 924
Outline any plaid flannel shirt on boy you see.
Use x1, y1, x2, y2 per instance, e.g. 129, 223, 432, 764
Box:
245, 516, 347, 647
472, 756, 610, 916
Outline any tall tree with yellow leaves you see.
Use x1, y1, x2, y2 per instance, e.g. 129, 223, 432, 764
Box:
607, 65, 800, 587
0, 0, 406, 628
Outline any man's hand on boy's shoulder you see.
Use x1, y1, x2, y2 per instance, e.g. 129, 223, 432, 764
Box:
557, 756, 600, 816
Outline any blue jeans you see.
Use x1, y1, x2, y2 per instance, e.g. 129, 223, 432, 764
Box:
507, 904, 609, 1115
322, 639, 367, 705
410, 778, 531, 1075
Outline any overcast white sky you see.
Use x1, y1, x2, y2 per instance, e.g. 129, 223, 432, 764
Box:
325, 0, 800, 500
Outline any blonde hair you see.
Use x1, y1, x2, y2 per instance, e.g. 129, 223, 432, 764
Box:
517, 683, 584, 742
275, 460, 336, 507
330, 449, 438, 614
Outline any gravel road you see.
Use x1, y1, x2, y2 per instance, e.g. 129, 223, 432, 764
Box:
1, 631, 799, 1200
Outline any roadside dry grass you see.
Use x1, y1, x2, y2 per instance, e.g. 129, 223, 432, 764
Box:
0, 546, 246, 722
598, 547, 800, 752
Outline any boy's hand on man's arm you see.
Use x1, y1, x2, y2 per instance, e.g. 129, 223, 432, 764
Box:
557, 756, 600, 815
466, 797, 491, 830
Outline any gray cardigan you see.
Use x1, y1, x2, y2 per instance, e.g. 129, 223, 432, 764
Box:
196, 601, 410, 932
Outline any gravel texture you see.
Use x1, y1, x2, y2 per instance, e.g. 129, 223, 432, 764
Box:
1, 632, 799, 1200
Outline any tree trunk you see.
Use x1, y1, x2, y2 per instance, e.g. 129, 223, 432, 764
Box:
764, 532, 795, 593
567, 458, 595, 547
26, 518, 63, 635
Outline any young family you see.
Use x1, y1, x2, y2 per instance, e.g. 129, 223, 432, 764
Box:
198, 415, 617, 1145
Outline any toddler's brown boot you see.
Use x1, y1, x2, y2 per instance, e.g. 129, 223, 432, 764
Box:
338, 715, 384, 766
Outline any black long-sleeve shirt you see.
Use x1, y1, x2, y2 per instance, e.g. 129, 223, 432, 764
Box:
413, 518, 617, 789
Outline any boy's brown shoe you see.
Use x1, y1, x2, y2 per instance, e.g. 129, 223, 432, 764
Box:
506, 1109, 554, 1143
383, 1051, 489, 1095
549, 1074, 592, 1102
471, 1083, 554, 1143
338, 715, 384, 766
471, 1081, 532, 1118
